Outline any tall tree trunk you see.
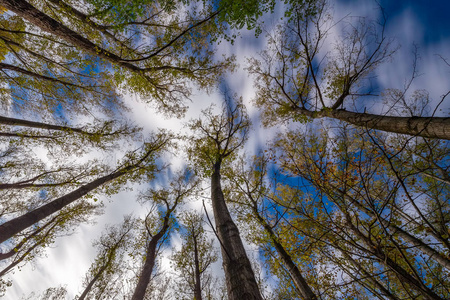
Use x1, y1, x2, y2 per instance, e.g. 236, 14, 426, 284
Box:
347, 218, 444, 300
0, 222, 58, 277
0, 147, 158, 243
252, 207, 317, 300
342, 251, 400, 300
333, 188, 450, 270
0, 0, 140, 72
0, 116, 87, 133
211, 163, 262, 300
78, 265, 108, 300
294, 107, 450, 140
193, 234, 202, 300
131, 230, 165, 300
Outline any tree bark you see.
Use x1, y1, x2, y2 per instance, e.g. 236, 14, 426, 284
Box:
0, 146, 157, 244
78, 264, 108, 300
0, 222, 58, 277
347, 218, 444, 300
0, 0, 141, 72
294, 107, 450, 140
193, 234, 202, 300
0, 115, 86, 134
252, 207, 317, 300
211, 163, 262, 300
131, 228, 166, 300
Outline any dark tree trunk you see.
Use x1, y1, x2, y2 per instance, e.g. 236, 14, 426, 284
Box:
347, 219, 445, 300
0, 0, 140, 72
0, 147, 157, 243
131, 230, 166, 300
253, 208, 317, 300
0, 171, 122, 243
0, 115, 86, 133
193, 234, 202, 300
211, 163, 262, 300
78, 265, 108, 300
294, 107, 450, 140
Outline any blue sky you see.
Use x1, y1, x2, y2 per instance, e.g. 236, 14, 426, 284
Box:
3, 0, 450, 298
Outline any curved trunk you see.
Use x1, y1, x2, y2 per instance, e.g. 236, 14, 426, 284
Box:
211, 163, 262, 300
295, 107, 450, 140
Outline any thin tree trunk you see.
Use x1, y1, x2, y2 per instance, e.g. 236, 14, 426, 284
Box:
131, 229, 166, 300
211, 163, 262, 300
334, 188, 450, 270
347, 218, 444, 300
0, 62, 80, 87
342, 251, 400, 300
193, 234, 202, 300
252, 207, 317, 300
79, 225, 130, 299
0, 214, 58, 260
0, 240, 40, 277
78, 264, 108, 300
294, 107, 450, 140
0, 116, 86, 134
0, 222, 58, 277
0, 146, 158, 243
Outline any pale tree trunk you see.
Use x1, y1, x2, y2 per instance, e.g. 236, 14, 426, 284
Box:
295, 107, 450, 140
211, 163, 262, 300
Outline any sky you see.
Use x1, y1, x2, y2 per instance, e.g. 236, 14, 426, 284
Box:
2, 0, 450, 299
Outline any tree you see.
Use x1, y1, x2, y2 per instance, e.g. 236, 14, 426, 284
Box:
0, 200, 101, 297
247, 0, 450, 139
76, 216, 136, 300
171, 211, 219, 300
131, 171, 197, 300
0, 132, 170, 244
187, 96, 263, 300
0, 0, 233, 116
272, 125, 449, 299
227, 155, 318, 300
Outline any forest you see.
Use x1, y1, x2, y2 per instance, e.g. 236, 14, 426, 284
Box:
0, 0, 448, 299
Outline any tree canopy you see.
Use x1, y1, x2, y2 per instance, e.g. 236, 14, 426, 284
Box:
0, 0, 448, 299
